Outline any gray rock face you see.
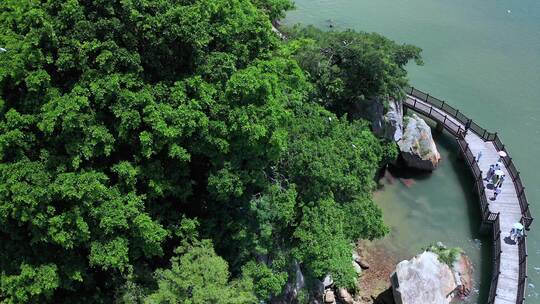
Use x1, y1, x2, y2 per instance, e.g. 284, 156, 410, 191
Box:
398, 114, 441, 171
384, 99, 404, 142
366, 98, 386, 138
391, 252, 456, 304
364, 98, 404, 142
280, 261, 305, 303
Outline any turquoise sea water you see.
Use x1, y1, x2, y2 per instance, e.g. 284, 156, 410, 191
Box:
286, 0, 540, 302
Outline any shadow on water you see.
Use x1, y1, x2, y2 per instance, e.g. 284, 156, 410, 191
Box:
384, 111, 492, 303
425, 117, 492, 303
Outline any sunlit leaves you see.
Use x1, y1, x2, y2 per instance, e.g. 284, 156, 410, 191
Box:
89, 237, 130, 271
145, 240, 256, 304
0, 263, 60, 304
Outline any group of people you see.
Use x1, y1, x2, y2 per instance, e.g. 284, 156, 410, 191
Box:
481, 157, 524, 243
484, 161, 506, 200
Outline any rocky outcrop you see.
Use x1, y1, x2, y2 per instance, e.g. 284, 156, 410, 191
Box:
398, 114, 441, 171
383, 99, 404, 142
366, 98, 385, 138
360, 97, 403, 143
391, 247, 474, 304
391, 251, 456, 304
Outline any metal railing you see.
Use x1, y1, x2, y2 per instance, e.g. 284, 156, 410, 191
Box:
487, 214, 502, 304
456, 137, 501, 303
404, 86, 531, 304
456, 138, 491, 222
406, 86, 533, 229
518, 229, 528, 304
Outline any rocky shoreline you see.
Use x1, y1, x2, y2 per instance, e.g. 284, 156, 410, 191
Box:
352, 241, 474, 304
356, 241, 402, 304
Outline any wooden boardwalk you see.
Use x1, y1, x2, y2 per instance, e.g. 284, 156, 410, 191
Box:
402, 88, 531, 304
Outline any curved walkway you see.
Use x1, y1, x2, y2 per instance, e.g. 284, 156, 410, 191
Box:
403, 87, 531, 304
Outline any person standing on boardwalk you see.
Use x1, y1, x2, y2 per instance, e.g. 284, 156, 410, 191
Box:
491, 187, 501, 201
476, 151, 482, 162
465, 120, 471, 132
484, 164, 495, 181
495, 174, 506, 188
498, 150, 507, 163
491, 169, 504, 186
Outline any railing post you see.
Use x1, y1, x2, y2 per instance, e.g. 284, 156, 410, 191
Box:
425, 93, 429, 102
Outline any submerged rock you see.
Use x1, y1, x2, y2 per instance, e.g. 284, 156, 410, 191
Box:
391, 251, 456, 304
398, 114, 441, 171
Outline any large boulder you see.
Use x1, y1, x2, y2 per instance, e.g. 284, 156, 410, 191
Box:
391, 251, 456, 304
398, 114, 440, 170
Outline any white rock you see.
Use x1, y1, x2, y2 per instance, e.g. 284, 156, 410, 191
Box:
398, 114, 441, 171
352, 251, 361, 263
391, 251, 456, 304
353, 260, 362, 274
322, 275, 333, 288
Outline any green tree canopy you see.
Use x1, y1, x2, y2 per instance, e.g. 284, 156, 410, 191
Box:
144, 240, 256, 304
0, 0, 416, 302
286, 25, 422, 116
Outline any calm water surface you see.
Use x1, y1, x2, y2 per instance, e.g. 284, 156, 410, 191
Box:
286, 0, 540, 302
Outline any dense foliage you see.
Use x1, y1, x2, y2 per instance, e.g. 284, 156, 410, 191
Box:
0, 0, 419, 303
286, 25, 422, 116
